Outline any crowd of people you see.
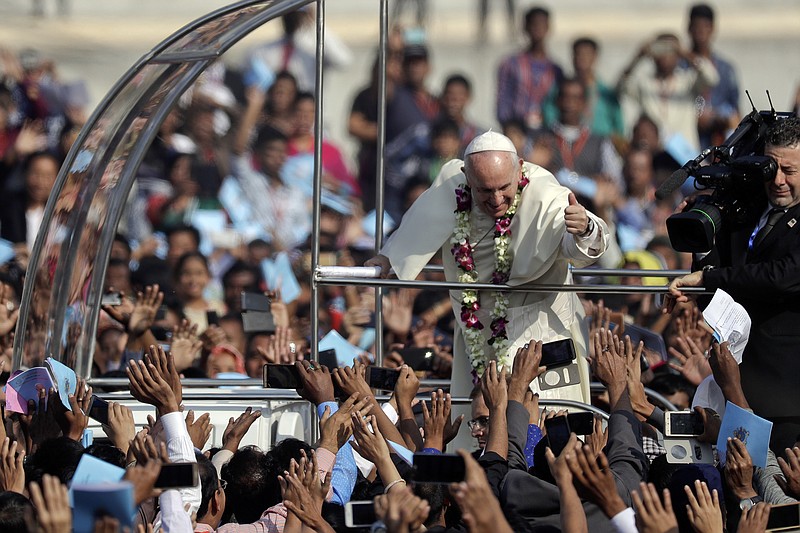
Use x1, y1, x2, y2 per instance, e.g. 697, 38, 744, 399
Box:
0, 1, 798, 531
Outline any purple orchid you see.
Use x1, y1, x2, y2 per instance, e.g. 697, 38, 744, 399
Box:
455, 187, 472, 212
495, 217, 512, 235
491, 271, 509, 284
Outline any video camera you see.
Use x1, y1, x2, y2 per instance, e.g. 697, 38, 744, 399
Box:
658, 94, 794, 253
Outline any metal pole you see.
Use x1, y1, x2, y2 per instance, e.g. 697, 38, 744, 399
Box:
373, 0, 389, 366
315, 275, 709, 294
309, 0, 326, 444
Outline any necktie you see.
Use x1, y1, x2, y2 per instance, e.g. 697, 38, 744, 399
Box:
753, 208, 785, 248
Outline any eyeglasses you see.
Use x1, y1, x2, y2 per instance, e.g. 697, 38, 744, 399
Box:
467, 416, 490, 431
219, 479, 228, 491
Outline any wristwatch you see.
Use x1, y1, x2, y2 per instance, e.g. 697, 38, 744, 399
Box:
579, 217, 595, 238
739, 495, 763, 511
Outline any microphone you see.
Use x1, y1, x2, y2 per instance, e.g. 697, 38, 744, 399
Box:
655, 168, 690, 200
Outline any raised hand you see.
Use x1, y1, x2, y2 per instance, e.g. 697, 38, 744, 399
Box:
332, 362, 372, 400
128, 285, 164, 337
776, 446, 800, 499
592, 329, 627, 388
421, 389, 457, 452
0, 437, 25, 493
725, 437, 757, 500
279, 450, 331, 531
296, 360, 335, 405
130, 429, 170, 466
127, 357, 179, 416
350, 413, 390, 465
509, 341, 544, 403
374, 486, 431, 533
684, 480, 723, 533
450, 449, 514, 533
382, 289, 414, 336
170, 319, 201, 372
0, 284, 19, 337
631, 482, 679, 533
481, 360, 508, 412
52, 390, 89, 441
222, 407, 262, 453
708, 342, 748, 408
737, 503, 771, 533
566, 446, 627, 518
668, 336, 712, 386
103, 401, 136, 455
29, 474, 71, 533
318, 393, 372, 454
184, 411, 212, 450
143, 344, 183, 407
123, 460, 162, 505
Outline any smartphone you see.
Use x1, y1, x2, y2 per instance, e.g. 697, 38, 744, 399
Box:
399, 347, 436, 372
318, 349, 338, 369
545, 415, 572, 456
242, 311, 276, 334
101, 292, 122, 306
154, 463, 198, 489
412, 453, 466, 484
263, 364, 301, 389
566, 412, 594, 436
241, 292, 271, 312
540, 338, 577, 369
664, 411, 705, 437
155, 305, 167, 321
344, 501, 377, 528
150, 326, 172, 342
206, 310, 219, 327
87, 395, 109, 426
365, 367, 401, 391
768, 503, 800, 531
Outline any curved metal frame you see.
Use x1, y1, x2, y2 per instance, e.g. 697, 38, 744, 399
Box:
12, 0, 315, 376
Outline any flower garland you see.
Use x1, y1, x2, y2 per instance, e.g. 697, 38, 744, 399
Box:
450, 171, 529, 377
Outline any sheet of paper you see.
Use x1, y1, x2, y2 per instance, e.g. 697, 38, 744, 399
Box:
716, 401, 772, 468
702, 289, 752, 363
72, 482, 135, 533
388, 440, 414, 466
6, 368, 55, 414
318, 330, 363, 368
46, 357, 77, 411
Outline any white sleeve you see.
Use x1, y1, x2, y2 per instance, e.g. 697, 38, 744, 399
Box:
160, 412, 202, 515
212, 449, 235, 478
610, 507, 638, 533
154, 490, 195, 533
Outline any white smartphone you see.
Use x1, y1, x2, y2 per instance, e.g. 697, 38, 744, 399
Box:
344, 500, 376, 528
664, 410, 704, 438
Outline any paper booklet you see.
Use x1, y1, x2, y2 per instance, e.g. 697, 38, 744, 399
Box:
4, 357, 77, 414
702, 289, 751, 363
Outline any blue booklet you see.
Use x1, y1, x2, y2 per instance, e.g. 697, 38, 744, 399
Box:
72, 482, 135, 533
261, 252, 301, 304
68, 454, 126, 504
716, 401, 772, 468
5, 357, 77, 414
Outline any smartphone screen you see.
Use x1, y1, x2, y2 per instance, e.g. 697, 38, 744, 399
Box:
767, 503, 800, 531
154, 463, 198, 489
263, 364, 301, 389
345, 501, 376, 528
412, 453, 466, 484
241, 292, 271, 312
88, 395, 109, 426
206, 310, 220, 327
566, 412, 594, 436
365, 367, 401, 391
318, 349, 338, 369
399, 347, 435, 372
545, 415, 572, 456
242, 311, 276, 334
150, 326, 172, 342
540, 338, 576, 369
665, 411, 705, 437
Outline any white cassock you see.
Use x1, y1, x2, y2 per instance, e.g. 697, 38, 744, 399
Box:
381, 159, 609, 401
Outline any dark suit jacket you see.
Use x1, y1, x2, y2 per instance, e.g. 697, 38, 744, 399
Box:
701, 202, 800, 417
497, 402, 647, 532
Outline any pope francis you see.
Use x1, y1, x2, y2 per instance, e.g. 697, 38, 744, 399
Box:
366, 131, 610, 400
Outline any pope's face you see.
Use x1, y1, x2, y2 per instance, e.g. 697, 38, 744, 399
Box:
764, 143, 800, 209
464, 152, 522, 219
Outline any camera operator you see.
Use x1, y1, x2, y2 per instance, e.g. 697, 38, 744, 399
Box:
666, 116, 800, 453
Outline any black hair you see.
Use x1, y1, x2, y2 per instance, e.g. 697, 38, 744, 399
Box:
501, 118, 527, 135
165, 224, 201, 250
254, 125, 288, 152
414, 483, 447, 527
524, 6, 550, 28
113, 233, 132, 256
84, 443, 126, 469
196, 452, 219, 521
766, 116, 800, 148
293, 91, 315, 109
0, 491, 36, 533
25, 437, 85, 486
221, 260, 262, 292
443, 74, 472, 94
572, 36, 599, 52
174, 251, 210, 281
648, 373, 696, 402
220, 446, 271, 524
557, 77, 587, 100
107, 257, 130, 272
689, 3, 715, 23
22, 150, 61, 177
430, 118, 460, 140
